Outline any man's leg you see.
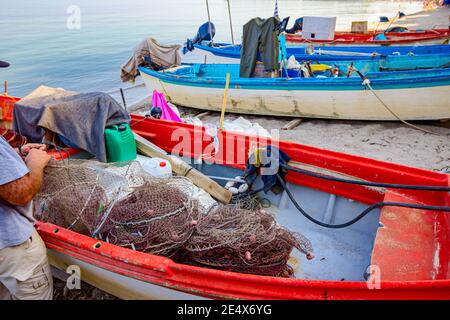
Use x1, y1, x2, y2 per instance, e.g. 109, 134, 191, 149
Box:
0, 229, 53, 300
15, 258, 53, 300
14, 230, 53, 300
0, 281, 14, 300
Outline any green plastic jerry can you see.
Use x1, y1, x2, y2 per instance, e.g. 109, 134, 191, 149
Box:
104, 123, 137, 162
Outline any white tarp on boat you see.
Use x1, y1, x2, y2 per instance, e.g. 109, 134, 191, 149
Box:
121, 38, 182, 83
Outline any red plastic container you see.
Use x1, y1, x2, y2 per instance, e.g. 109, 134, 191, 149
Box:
0, 94, 20, 122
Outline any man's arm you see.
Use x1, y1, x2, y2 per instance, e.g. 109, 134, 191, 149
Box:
0, 149, 51, 206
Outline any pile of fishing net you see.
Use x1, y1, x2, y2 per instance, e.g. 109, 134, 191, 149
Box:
36, 159, 200, 257
184, 206, 313, 276
36, 159, 313, 277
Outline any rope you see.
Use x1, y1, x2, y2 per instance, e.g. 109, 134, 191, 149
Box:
384, 11, 400, 33
365, 81, 439, 135
105, 83, 145, 95
350, 66, 440, 135
205, 0, 214, 46
226, 0, 235, 45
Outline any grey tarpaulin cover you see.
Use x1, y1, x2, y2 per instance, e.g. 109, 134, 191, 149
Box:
13, 86, 130, 162
121, 37, 182, 83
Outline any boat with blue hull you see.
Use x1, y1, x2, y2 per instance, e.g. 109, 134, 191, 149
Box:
192, 42, 450, 62
139, 55, 450, 121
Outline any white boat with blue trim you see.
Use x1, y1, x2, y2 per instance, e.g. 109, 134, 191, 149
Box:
139, 56, 450, 121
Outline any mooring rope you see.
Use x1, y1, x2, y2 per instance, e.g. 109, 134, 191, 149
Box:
364, 80, 439, 135
350, 66, 440, 135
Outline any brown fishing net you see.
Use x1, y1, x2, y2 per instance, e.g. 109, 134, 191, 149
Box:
98, 179, 197, 257
36, 159, 313, 277
185, 206, 313, 276
36, 159, 197, 257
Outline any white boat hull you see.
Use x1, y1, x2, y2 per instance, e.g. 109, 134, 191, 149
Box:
48, 249, 206, 300
141, 72, 450, 121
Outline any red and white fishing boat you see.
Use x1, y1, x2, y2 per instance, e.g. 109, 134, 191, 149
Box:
286, 28, 450, 46
1, 96, 450, 299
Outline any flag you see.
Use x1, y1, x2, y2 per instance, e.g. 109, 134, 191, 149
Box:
274, 0, 279, 18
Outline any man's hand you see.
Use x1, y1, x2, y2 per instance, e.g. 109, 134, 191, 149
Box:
24, 148, 52, 171
21, 143, 47, 155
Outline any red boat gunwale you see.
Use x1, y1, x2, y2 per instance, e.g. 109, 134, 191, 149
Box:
131, 115, 449, 207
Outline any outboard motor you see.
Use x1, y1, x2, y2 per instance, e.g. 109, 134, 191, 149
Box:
183, 22, 216, 53
286, 17, 303, 34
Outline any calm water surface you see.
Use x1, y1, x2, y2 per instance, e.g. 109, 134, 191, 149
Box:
0, 0, 423, 97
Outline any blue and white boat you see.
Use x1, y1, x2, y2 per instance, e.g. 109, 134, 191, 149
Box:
139, 55, 450, 121
191, 42, 450, 63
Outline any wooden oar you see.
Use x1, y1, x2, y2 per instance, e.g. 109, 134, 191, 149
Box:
134, 132, 232, 204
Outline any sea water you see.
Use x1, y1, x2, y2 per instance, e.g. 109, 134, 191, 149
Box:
0, 0, 423, 98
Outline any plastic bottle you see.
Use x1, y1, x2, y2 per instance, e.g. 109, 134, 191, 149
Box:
136, 155, 172, 179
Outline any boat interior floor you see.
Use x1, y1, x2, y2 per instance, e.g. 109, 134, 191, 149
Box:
191, 160, 381, 282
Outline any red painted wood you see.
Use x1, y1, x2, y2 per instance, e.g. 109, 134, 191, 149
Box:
372, 191, 443, 281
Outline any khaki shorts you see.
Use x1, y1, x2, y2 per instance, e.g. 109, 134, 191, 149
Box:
0, 229, 53, 300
